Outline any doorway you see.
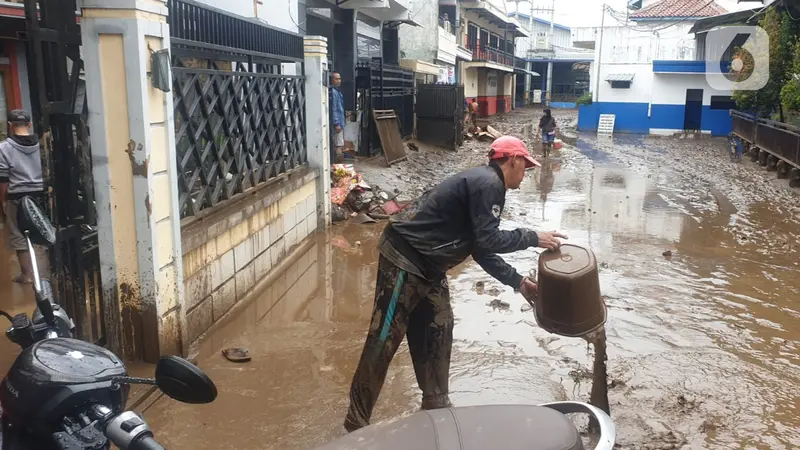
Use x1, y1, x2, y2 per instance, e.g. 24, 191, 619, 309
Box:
684, 88, 703, 131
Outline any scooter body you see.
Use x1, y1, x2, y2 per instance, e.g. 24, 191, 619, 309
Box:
315, 402, 615, 450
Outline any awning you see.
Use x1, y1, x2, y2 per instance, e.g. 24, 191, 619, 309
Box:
605, 73, 635, 82
515, 68, 540, 77
400, 59, 441, 76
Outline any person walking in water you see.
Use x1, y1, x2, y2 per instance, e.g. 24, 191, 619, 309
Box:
344, 136, 568, 432
0, 110, 44, 284
538, 108, 558, 157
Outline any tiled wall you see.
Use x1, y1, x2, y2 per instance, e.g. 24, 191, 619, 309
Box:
180, 168, 319, 344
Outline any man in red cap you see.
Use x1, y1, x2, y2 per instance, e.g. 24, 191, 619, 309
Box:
344, 135, 568, 432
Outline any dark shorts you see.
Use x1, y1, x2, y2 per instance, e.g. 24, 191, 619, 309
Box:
543, 131, 555, 144
5, 198, 27, 251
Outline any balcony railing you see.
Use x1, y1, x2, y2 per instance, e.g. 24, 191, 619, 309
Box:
439, 18, 455, 35
470, 45, 514, 67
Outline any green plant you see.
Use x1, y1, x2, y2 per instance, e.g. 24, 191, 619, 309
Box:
733, 7, 800, 120
576, 92, 593, 106
780, 38, 800, 112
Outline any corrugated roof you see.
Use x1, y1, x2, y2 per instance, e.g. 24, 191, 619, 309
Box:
605, 73, 635, 82
629, 0, 728, 20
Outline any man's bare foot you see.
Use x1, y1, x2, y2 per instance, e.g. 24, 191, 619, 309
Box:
12, 275, 33, 284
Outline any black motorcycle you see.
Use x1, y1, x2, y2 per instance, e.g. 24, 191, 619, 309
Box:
0, 196, 217, 450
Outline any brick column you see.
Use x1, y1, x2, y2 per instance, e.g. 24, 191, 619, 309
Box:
81, 0, 184, 361
304, 36, 332, 230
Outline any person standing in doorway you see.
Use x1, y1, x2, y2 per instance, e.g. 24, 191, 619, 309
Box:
329, 72, 346, 163
343, 136, 567, 432
0, 110, 44, 284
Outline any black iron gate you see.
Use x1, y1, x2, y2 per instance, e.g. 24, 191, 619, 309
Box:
356, 59, 413, 157
24, 0, 106, 345
416, 84, 465, 150
167, 0, 307, 218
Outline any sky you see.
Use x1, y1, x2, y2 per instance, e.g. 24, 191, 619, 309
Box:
505, 0, 767, 28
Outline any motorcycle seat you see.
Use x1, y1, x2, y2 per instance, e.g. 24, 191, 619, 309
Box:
317, 404, 584, 450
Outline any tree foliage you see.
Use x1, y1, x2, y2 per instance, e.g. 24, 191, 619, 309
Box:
780, 37, 800, 112
732, 7, 800, 119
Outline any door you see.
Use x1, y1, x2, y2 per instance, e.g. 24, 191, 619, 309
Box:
415, 84, 464, 150
684, 89, 703, 131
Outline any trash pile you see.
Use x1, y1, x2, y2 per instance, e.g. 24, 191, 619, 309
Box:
465, 121, 504, 143
330, 164, 407, 224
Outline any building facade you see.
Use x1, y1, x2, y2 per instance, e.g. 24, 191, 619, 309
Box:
0, 1, 33, 138
457, 0, 528, 116
578, 0, 739, 136
508, 7, 593, 108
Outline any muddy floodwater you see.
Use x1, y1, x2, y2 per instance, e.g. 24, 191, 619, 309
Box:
142, 116, 800, 449
3, 109, 795, 449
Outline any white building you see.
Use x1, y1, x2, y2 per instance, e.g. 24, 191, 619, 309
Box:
577, 0, 744, 136
507, 6, 594, 107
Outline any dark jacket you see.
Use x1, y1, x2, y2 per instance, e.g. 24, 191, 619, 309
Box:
379, 162, 539, 289
539, 114, 556, 132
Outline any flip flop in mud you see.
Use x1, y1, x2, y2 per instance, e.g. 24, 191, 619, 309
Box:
222, 347, 251, 363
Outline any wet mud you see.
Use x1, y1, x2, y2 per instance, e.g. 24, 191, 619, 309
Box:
0, 221, 34, 373
16, 107, 794, 449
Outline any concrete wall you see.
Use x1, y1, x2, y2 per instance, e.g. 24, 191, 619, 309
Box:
650, 73, 734, 136
511, 15, 571, 58
595, 62, 653, 104
181, 169, 319, 344
464, 66, 478, 98
398, 0, 437, 63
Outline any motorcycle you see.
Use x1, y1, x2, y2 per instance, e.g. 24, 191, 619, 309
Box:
0, 196, 218, 450
316, 402, 615, 450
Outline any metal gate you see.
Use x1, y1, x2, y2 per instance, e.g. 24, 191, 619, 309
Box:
24, 0, 106, 345
356, 59, 414, 157
167, 0, 306, 218
416, 84, 464, 150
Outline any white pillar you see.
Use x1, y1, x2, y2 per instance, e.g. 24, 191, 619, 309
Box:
81, 0, 184, 361
304, 36, 332, 230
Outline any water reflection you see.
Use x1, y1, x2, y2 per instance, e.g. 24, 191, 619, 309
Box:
145, 134, 799, 450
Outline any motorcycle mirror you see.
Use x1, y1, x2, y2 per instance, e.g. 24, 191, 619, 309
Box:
154, 355, 217, 404
17, 196, 56, 247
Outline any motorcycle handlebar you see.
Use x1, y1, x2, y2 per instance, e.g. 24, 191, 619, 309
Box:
101, 409, 166, 450
130, 434, 167, 450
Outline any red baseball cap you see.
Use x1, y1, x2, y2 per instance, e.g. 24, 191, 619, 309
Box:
488, 136, 541, 168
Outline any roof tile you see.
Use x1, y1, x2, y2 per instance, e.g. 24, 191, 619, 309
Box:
630, 0, 728, 19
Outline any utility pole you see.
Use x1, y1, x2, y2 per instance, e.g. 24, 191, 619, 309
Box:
521, 1, 555, 105
545, 0, 554, 106
594, 4, 606, 103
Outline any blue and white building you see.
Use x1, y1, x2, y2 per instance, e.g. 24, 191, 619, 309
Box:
577, 0, 741, 136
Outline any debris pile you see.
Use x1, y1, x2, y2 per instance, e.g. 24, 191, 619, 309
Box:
330, 164, 408, 224
465, 121, 504, 142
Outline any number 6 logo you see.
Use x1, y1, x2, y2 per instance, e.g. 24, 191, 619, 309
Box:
705, 26, 770, 92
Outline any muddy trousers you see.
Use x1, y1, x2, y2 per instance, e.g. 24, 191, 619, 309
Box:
345, 255, 454, 431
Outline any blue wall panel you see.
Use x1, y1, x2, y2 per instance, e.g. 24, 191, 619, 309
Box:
650, 104, 686, 130
577, 102, 650, 134
577, 104, 598, 130
701, 107, 732, 136
579, 102, 733, 136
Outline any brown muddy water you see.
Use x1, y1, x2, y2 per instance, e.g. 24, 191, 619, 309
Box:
140, 127, 800, 450
2, 112, 797, 449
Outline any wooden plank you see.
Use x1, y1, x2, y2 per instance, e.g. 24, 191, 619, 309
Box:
373, 109, 407, 166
